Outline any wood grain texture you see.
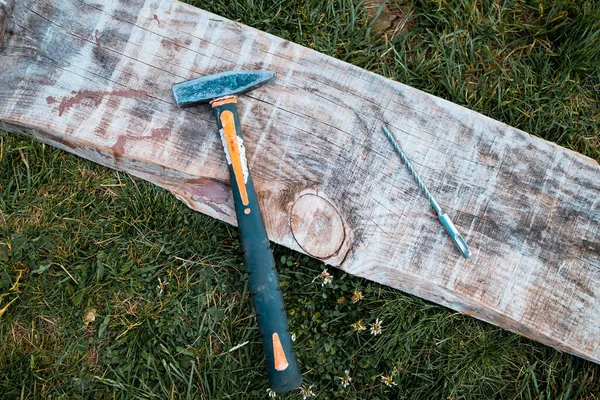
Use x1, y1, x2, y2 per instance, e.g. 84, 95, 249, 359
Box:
1, 0, 598, 363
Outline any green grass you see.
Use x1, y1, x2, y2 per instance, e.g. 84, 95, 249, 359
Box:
1, 0, 599, 398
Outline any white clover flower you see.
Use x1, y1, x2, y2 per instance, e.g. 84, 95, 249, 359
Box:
157, 277, 169, 296
370, 318, 383, 336
351, 319, 367, 333
266, 388, 277, 398
351, 290, 364, 303
380, 374, 397, 387
337, 370, 352, 388
319, 269, 332, 286
299, 384, 315, 399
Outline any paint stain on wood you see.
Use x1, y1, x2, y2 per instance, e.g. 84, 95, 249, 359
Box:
184, 178, 231, 204
47, 89, 148, 117
111, 135, 128, 161
161, 38, 182, 52
52, 136, 78, 150
151, 128, 170, 140
111, 127, 170, 162
44, 132, 78, 150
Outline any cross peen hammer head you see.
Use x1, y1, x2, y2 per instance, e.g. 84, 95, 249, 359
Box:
172, 69, 276, 108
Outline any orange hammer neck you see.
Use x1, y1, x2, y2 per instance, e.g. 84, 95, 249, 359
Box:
210, 95, 238, 108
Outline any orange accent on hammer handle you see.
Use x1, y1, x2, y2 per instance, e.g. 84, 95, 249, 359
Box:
219, 109, 249, 206
272, 333, 290, 371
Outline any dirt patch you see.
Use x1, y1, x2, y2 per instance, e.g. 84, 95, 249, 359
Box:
364, 0, 412, 36
86, 344, 99, 366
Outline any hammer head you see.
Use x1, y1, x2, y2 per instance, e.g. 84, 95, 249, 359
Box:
172, 69, 276, 108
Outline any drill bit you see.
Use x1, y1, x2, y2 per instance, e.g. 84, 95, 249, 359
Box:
382, 125, 472, 259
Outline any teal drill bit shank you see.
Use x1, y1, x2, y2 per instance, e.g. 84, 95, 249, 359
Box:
382, 125, 472, 259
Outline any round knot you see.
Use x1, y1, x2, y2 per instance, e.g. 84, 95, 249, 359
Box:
290, 193, 345, 259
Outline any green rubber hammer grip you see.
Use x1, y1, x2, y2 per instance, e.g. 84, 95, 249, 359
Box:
211, 97, 302, 393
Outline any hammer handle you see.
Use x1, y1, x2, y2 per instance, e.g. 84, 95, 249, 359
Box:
212, 98, 302, 393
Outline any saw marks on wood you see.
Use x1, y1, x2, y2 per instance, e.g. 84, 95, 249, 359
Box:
0, 0, 599, 363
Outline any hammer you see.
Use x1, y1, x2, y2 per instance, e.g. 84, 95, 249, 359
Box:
172, 70, 302, 392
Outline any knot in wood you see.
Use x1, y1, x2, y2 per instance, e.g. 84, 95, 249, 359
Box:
290, 193, 345, 259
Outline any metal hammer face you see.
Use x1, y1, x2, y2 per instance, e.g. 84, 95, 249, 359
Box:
172, 69, 275, 107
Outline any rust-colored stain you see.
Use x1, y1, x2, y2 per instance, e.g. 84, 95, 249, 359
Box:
94, 29, 100, 45
45, 132, 78, 150
151, 128, 170, 140
153, 14, 160, 26
53, 137, 78, 150
111, 135, 128, 161
161, 38, 182, 52
94, 118, 109, 138
48, 89, 148, 117
110, 126, 170, 163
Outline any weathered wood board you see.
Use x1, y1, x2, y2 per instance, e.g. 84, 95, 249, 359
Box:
1, 0, 599, 363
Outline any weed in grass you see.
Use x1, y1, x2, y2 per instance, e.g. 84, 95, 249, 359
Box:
1, 0, 600, 399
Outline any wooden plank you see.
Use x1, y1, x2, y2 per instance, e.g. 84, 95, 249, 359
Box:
1, 0, 599, 363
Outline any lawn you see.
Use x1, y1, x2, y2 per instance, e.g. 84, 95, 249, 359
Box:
1, 0, 599, 399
